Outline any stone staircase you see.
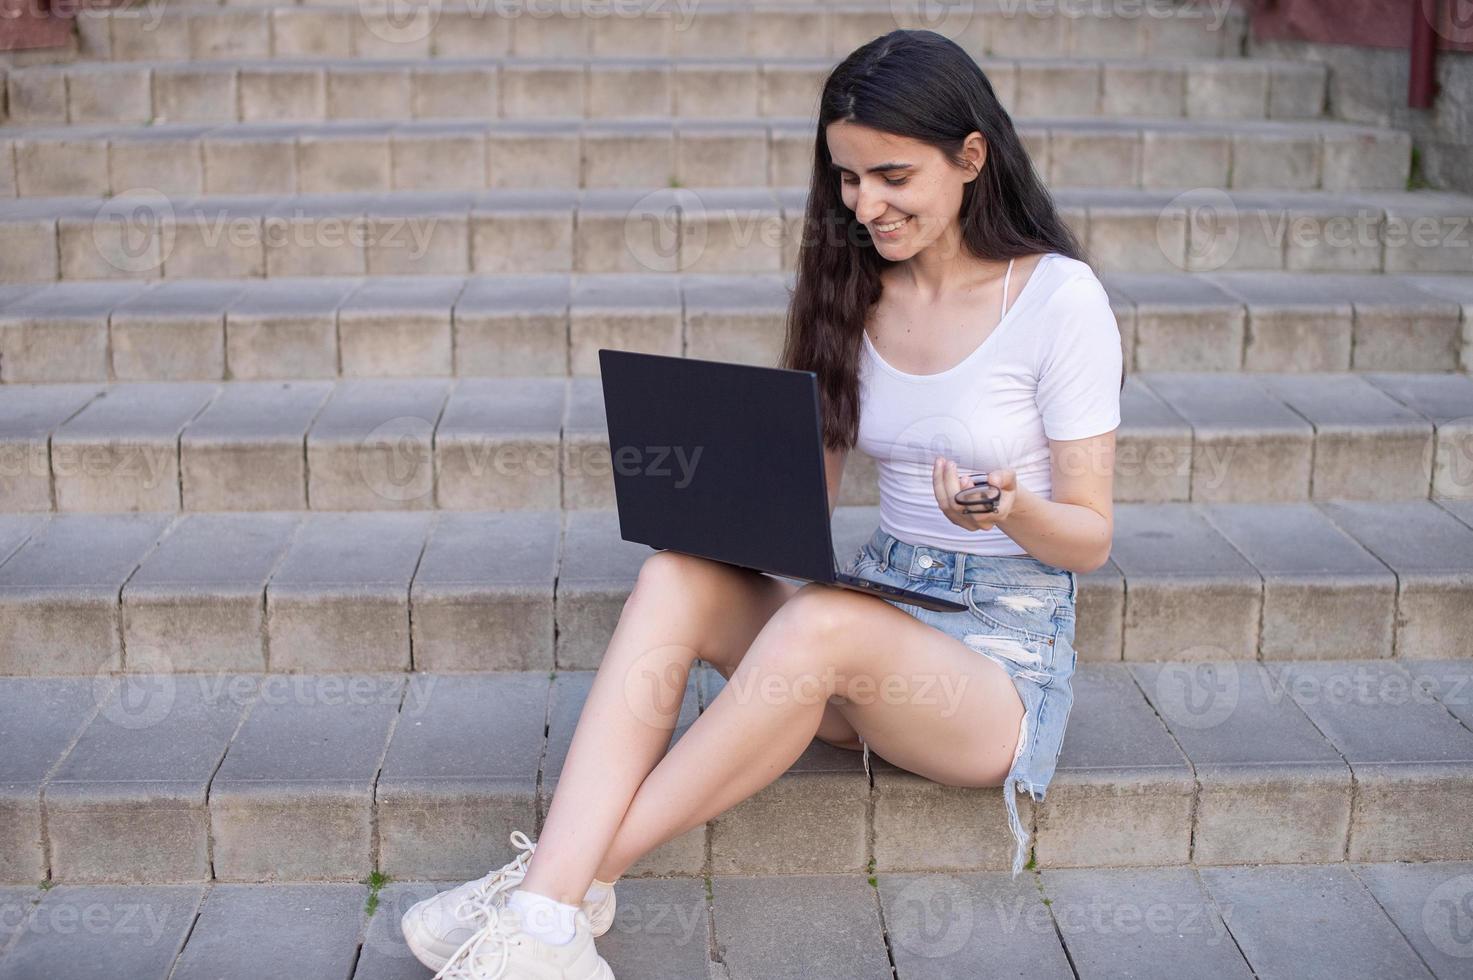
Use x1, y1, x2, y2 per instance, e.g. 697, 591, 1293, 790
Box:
2, 1, 1472, 976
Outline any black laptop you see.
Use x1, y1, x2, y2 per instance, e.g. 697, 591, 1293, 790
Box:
597, 348, 967, 613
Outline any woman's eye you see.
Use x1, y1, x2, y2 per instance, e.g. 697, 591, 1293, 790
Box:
842, 177, 908, 187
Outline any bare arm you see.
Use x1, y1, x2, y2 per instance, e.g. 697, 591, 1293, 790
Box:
995, 431, 1115, 574
932, 429, 1115, 575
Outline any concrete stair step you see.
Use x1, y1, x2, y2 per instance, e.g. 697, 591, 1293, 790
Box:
0, 115, 1412, 198
76, 0, 1248, 64
2, 658, 1472, 887
3, 186, 1472, 284
0, 271, 1467, 384
0, 500, 1472, 674
1, 370, 1471, 514
1, 54, 1327, 128
3, 862, 1471, 978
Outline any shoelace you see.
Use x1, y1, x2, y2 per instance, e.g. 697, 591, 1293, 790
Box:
452, 830, 538, 927
432, 901, 525, 980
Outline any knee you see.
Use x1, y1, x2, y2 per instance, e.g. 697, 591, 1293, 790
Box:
762, 583, 853, 650
629, 550, 706, 606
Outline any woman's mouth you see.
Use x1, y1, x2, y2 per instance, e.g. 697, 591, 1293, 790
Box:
873, 215, 912, 238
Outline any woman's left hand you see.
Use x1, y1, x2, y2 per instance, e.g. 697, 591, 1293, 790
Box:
933, 457, 1016, 531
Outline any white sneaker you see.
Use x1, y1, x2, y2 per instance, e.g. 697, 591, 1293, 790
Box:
431, 901, 615, 980
401, 830, 618, 973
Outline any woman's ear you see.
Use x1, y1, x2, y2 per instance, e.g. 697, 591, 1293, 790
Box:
963, 132, 987, 182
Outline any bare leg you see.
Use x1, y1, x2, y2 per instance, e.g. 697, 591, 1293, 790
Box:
515, 551, 852, 905
546, 581, 1027, 890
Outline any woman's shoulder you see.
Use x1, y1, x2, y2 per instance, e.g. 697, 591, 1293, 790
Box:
1033, 253, 1110, 310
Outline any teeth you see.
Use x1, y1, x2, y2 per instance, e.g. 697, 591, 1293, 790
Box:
876, 216, 909, 232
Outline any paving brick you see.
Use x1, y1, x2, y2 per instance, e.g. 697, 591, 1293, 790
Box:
1040, 867, 1251, 978
711, 873, 891, 980
479, 120, 577, 192
1352, 860, 1473, 975
562, 376, 612, 510
296, 123, 393, 195
0, 383, 104, 510
360, 194, 471, 278
542, 668, 704, 876
1406, 658, 1473, 729
702, 670, 868, 877
304, 378, 449, 510
337, 274, 463, 374
568, 274, 681, 376
0, 513, 172, 675
435, 377, 562, 510
680, 273, 787, 367
1115, 375, 1192, 503
153, 65, 237, 124
1037, 665, 1193, 868
262, 192, 373, 278
1130, 661, 1350, 863
1204, 271, 1354, 370
1264, 373, 1434, 498
265, 512, 430, 671
46, 675, 248, 881
109, 126, 209, 199
1365, 372, 1473, 500
581, 120, 674, 189
352, 879, 459, 979
1140, 373, 1313, 502
581, 876, 714, 980
1109, 273, 1244, 371
1076, 558, 1125, 663
1404, 273, 1473, 372
1317, 500, 1473, 659
1198, 864, 1433, 979
210, 676, 402, 880
451, 274, 570, 376
170, 883, 364, 980
555, 509, 651, 669
0, 884, 204, 980
200, 123, 299, 195
108, 280, 247, 381
409, 511, 558, 671
1108, 504, 1261, 661
0, 678, 98, 881
224, 276, 356, 379
178, 381, 334, 511
14, 132, 110, 197
375, 672, 544, 879
0, 281, 148, 382
122, 513, 300, 673
879, 871, 1074, 977
1269, 660, 1473, 861
390, 122, 486, 192
573, 187, 682, 275
1201, 502, 1396, 659
51, 382, 219, 512
469, 188, 576, 275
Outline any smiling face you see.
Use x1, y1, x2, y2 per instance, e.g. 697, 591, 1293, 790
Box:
825, 119, 985, 259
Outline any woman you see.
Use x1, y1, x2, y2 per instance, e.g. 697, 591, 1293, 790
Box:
404, 28, 1123, 979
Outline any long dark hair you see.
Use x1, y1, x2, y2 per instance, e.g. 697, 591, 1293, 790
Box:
780, 29, 1106, 451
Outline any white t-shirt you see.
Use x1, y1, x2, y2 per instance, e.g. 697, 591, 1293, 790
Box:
854, 251, 1122, 557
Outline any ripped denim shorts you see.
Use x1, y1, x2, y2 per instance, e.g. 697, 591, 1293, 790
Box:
841, 524, 1078, 879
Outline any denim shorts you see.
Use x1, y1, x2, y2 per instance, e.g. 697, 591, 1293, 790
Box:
840, 524, 1079, 879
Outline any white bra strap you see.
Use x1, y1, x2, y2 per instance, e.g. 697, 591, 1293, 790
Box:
1000, 257, 1015, 319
